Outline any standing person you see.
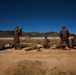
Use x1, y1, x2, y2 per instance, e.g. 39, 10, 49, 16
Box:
59, 26, 71, 50
42, 36, 50, 48
13, 26, 22, 50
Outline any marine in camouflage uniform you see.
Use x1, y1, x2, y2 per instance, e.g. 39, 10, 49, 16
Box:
13, 26, 22, 50
42, 36, 50, 48
25, 43, 42, 51
59, 26, 71, 50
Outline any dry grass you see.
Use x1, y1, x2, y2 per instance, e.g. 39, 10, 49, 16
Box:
1, 39, 76, 75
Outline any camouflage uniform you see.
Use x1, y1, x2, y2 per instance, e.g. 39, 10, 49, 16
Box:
71, 35, 76, 48
25, 43, 42, 51
13, 26, 21, 50
43, 36, 50, 48
59, 26, 71, 50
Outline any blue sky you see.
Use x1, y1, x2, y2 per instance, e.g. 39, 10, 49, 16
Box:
0, 0, 76, 34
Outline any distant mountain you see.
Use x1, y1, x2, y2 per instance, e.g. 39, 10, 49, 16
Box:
0, 30, 13, 37
0, 30, 75, 37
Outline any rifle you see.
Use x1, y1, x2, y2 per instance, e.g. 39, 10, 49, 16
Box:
19, 28, 23, 36
20, 28, 23, 32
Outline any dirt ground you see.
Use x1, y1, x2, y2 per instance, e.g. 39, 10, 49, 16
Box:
0, 48, 76, 75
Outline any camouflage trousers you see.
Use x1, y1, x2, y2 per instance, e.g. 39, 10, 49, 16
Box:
60, 38, 71, 48
14, 35, 20, 50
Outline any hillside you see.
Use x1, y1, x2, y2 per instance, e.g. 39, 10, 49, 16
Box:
0, 30, 75, 37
